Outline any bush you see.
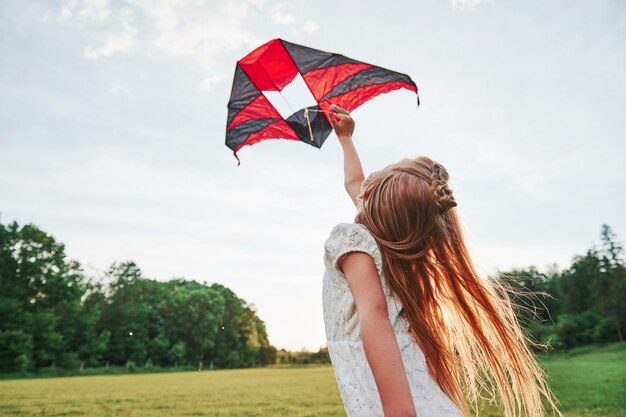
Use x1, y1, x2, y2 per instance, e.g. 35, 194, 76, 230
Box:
555, 312, 599, 348
259, 346, 277, 366
58, 352, 81, 370
592, 317, 618, 343
0, 331, 33, 373
15, 354, 31, 374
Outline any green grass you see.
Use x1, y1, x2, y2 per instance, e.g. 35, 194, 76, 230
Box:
0, 344, 624, 417
0, 365, 343, 417
539, 343, 626, 417
476, 343, 626, 417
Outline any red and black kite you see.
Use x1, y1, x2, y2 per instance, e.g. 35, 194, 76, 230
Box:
225, 39, 418, 164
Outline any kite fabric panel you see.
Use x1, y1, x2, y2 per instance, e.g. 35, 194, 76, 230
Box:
225, 38, 419, 164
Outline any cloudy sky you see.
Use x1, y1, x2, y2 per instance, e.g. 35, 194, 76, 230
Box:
1, 0, 625, 351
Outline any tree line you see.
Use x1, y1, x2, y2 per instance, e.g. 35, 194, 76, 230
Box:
0, 221, 276, 374
503, 224, 625, 349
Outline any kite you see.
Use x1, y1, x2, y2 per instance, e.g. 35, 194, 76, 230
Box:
225, 38, 419, 164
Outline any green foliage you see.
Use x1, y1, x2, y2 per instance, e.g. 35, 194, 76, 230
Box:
259, 345, 278, 366
537, 343, 626, 417
275, 347, 330, 365
555, 312, 604, 348
0, 330, 33, 372
168, 341, 186, 366
559, 250, 600, 314
0, 220, 274, 374
591, 225, 626, 341
500, 224, 626, 350
0, 222, 84, 371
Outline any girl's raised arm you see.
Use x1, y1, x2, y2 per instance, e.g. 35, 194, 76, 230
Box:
329, 105, 364, 207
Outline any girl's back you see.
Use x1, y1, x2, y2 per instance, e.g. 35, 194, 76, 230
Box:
323, 222, 463, 417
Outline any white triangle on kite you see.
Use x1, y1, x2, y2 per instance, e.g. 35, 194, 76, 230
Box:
262, 73, 318, 119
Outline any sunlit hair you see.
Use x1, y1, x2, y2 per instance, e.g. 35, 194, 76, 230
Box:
354, 156, 562, 417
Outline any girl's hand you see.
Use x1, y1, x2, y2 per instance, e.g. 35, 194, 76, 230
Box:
329, 104, 355, 139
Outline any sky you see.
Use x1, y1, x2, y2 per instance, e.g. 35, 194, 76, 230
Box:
1, 0, 625, 351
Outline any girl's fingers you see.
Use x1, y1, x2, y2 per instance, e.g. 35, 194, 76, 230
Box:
329, 110, 342, 126
328, 111, 337, 127
330, 104, 350, 116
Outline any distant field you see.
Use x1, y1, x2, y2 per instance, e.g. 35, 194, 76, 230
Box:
0, 344, 624, 417
0, 366, 343, 417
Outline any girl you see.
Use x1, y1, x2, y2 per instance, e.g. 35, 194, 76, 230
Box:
322, 105, 562, 417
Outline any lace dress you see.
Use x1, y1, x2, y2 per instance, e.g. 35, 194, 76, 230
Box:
322, 222, 463, 417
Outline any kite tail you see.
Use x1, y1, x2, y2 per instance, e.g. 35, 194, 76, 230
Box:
233, 150, 241, 166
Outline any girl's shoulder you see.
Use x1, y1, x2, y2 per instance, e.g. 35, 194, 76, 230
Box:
324, 222, 382, 274
328, 222, 372, 239
327, 222, 375, 245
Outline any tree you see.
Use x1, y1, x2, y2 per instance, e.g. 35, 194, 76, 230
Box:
168, 341, 186, 367
99, 262, 150, 366
161, 282, 224, 370
0, 222, 86, 369
207, 284, 270, 369
77, 281, 110, 367
590, 225, 626, 341
601, 224, 624, 267
559, 250, 600, 315
0, 330, 33, 372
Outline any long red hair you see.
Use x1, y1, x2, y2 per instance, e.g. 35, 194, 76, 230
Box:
355, 156, 562, 417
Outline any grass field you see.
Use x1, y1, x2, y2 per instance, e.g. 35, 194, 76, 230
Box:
536, 343, 626, 417
0, 343, 624, 417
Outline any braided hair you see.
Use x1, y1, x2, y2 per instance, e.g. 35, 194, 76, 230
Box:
430, 162, 457, 213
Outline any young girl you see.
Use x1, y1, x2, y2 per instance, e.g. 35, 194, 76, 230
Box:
322, 105, 562, 417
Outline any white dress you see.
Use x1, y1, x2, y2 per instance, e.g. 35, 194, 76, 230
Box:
322, 222, 464, 417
